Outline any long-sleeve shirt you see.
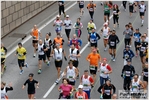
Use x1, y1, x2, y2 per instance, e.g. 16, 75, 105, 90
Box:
123, 49, 135, 60
123, 29, 133, 39
121, 65, 135, 78
1, 87, 13, 93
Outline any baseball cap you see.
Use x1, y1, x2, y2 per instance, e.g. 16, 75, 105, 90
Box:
57, 15, 60, 18
136, 28, 139, 30
126, 45, 130, 48
66, 15, 69, 17
78, 85, 83, 89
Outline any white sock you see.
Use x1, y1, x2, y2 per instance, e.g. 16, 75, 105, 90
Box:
142, 20, 144, 24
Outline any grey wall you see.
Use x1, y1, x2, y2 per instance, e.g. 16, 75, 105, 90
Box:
1, 1, 56, 38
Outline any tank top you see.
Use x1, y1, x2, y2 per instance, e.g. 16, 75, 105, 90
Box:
79, 1, 84, 5
90, 32, 97, 43
54, 38, 63, 48
131, 79, 140, 92
104, 5, 110, 13
54, 48, 63, 60
67, 66, 76, 82
143, 68, 148, 78
1, 87, 7, 99
76, 92, 86, 99
69, 48, 78, 61
82, 75, 91, 91
100, 63, 109, 78
139, 4, 145, 12
38, 44, 45, 55
1, 47, 6, 58
32, 29, 39, 40
103, 27, 109, 39
44, 38, 51, 48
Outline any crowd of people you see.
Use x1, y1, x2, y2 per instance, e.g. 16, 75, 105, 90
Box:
1, 1, 148, 99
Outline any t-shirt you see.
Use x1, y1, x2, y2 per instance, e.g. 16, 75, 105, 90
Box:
24, 79, 38, 92
87, 3, 96, 12
113, 9, 119, 17
75, 91, 88, 99
108, 35, 119, 46
16, 47, 26, 60
134, 33, 141, 42
86, 53, 100, 66
104, 4, 110, 13
59, 84, 72, 97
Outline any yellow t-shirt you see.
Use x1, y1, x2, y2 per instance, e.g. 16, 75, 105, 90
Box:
1, 47, 6, 58
16, 47, 26, 60
87, 22, 94, 29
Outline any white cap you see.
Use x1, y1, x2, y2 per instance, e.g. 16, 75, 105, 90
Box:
78, 85, 83, 89
66, 15, 69, 17
57, 15, 60, 18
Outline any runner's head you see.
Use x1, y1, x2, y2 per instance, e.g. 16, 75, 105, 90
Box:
84, 70, 89, 77
57, 33, 61, 39
62, 78, 69, 85
128, 22, 132, 26
104, 1, 109, 5
91, 28, 95, 33
39, 39, 43, 45
102, 58, 107, 64
78, 85, 83, 92
1, 82, 6, 88
29, 73, 34, 80
133, 74, 139, 82
112, 94, 117, 99
56, 15, 60, 20
92, 48, 97, 54
125, 45, 130, 50
34, 25, 37, 30
126, 58, 131, 65
113, 4, 118, 9
48, 32, 51, 36
68, 60, 73, 68
125, 24, 129, 29
46, 33, 50, 39
73, 34, 77, 39
90, 19, 93, 23
141, 1, 144, 5
135, 28, 139, 33
18, 42, 22, 48
66, 15, 69, 19
89, 1, 93, 4
71, 43, 75, 49
104, 23, 108, 27
106, 78, 111, 85
141, 35, 145, 41
77, 18, 81, 23
112, 29, 116, 35
143, 33, 147, 38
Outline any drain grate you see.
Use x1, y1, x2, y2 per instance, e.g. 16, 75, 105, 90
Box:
9, 33, 27, 40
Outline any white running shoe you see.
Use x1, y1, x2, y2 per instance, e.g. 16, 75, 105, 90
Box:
113, 58, 116, 62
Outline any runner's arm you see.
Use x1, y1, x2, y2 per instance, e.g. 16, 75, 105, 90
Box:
5, 87, 13, 92
130, 50, 135, 58
78, 39, 82, 46
139, 80, 145, 90
73, 23, 76, 28
107, 65, 112, 74
86, 54, 90, 62
121, 66, 125, 75
76, 50, 81, 58
80, 76, 83, 84
75, 68, 78, 79
96, 33, 101, 40
112, 84, 116, 94
22, 80, 28, 89
63, 67, 67, 77
131, 66, 135, 76
116, 35, 120, 44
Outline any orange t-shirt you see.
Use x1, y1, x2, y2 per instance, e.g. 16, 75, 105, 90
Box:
75, 91, 88, 99
87, 3, 96, 11
32, 29, 39, 40
86, 53, 100, 67
54, 38, 63, 48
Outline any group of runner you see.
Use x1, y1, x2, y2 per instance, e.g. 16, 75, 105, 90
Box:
1, 1, 148, 99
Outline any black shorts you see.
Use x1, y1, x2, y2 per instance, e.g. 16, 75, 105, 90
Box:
104, 13, 110, 18
1, 58, 5, 64
129, 6, 133, 13
38, 54, 46, 61
28, 90, 35, 94
79, 5, 84, 8
140, 12, 145, 16
134, 42, 140, 51
140, 52, 146, 57
143, 76, 148, 82
72, 60, 79, 68
68, 81, 75, 86
55, 60, 62, 67
46, 48, 51, 58
90, 43, 97, 48
109, 46, 116, 49
32, 40, 38, 44
146, 58, 148, 62
18, 59, 25, 67
89, 66, 97, 75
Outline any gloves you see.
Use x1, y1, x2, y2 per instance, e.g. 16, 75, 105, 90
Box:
64, 56, 67, 61
69, 24, 71, 26
121, 74, 123, 78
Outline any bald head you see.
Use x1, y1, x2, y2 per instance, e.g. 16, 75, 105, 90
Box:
39, 39, 42, 44
34, 25, 37, 29
73, 34, 77, 38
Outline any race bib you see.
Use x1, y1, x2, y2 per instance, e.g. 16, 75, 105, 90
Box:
90, 39, 95, 43
1, 52, 5, 56
78, 96, 83, 99
113, 11, 116, 14
105, 7, 109, 11
90, 8, 93, 11
124, 54, 129, 59
90, 66, 95, 70
125, 71, 131, 76
144, 72, 148, 77
103, 35, 108, 38
110, 41, 115, 46
105, 90, 110, 95
135, 36, 139, 42
141, 47, 145, 51
83, 84, 88, 87
56, 56, 61, 60
18, 53, 22, 57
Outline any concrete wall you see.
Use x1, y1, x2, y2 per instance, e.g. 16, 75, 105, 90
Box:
1, 1, 55, 38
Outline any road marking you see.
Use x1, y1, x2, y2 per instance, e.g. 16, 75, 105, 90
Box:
6, 1, 77, 58
91, 13, 139, 93
43, 4, 115, 99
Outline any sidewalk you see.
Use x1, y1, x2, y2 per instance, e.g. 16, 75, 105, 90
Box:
1, 1, 72, 52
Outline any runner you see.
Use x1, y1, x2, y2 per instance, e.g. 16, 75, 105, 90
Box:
123, 24, 133, 47
22, 73, 39, 99
142, 63, 148, 90
1, 43, 7, 75
130, 74, 145, 98
53, 15, 63, 35
78, 0, 85, 17
73, 18, 83, 38
108, 29, 120, 61
133, 1, 139, 12
15, 42, 28, 74
86, 48, 101, 82
128, 0, 134, 17
1, 82, 13, 99
133, 28, 141, 57
44, 32, 52, 66
137, 35, 148, 68
88, 28, 100, 48
63, 15, 72, 41
58, 78, 73, 99
123, 45, 135, 65
112, 4, 120, 29
37, 39, 49, 74
69, 34, 82, 50
121, 58, 135, 91
69, 43, 81, 78
128, 22, 134, 47
53, 33, 64, 49
139, 1, 146, 27
30, 25, 41, 58
87, 19, 96, 34
103, 1, 112, 24
145, 47, 148, 63
87, 1, 96, 19
51, 44, 67, 84
100, 23, 111, 51
122, 1, 127, 11
63, 61, 78, 91
99, 58, 112, 86
75, 85, 88, 99
97, 78, 116, 99
143, 33, 148, 42
80, 70, 94, 99
58, 1, 66, 17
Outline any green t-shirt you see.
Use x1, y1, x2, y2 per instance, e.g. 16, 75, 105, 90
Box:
104, 5, 110, 13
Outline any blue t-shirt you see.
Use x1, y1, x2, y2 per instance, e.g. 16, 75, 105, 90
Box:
134, 32, 141, 42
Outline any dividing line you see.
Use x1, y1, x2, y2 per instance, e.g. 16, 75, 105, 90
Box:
91, 13, 140, 93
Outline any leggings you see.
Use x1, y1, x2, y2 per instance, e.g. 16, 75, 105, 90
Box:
89, 11, 94, 19
122, 1, 127, 9
59, 6, 65, 15
113, 16, 119, 24
124, 38, 131, 47
65, 29, 71, 39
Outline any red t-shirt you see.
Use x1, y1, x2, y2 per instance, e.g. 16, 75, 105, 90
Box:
59, 84, 72, 97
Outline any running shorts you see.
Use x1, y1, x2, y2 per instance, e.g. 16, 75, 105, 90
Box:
104, 13, 110, 18
18, 59, 25, 67
140, 52, 146, 57
28, 90, 35, 94
79, 5, 84, 8
134, 42, 140, 51
46, 48, 51, 58
38, 54, 46, 61
89, 66, 97, 75
129, 6, 133, 13
68, 81, 75, 86
143, 76, 148, 82
90, 43, 97, 48
55, 60, 62, 67
32, 40, 38, 44
1, 58, 5, 64
109, 46, 116, 49
72, 60, 79, 68
140, 12, 145, 16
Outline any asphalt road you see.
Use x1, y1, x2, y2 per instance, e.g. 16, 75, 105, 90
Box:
1, 1, 148, 99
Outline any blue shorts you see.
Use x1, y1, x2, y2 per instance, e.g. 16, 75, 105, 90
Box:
83, 89, 91, 99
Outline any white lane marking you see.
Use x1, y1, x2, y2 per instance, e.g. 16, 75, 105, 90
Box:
6, 1, 77, 58
43, 7, 115, 99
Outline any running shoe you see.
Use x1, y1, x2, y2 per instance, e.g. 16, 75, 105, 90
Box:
20, 70, 24, 75
110, 55, 113, 60
46, 61, 50, 66
33, 53, 36, 58
25, 63, 29, 68
55, 79, 59, 84
113, 58, 116, 62
104, 47, 107, 51
38, 69, 41, 74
